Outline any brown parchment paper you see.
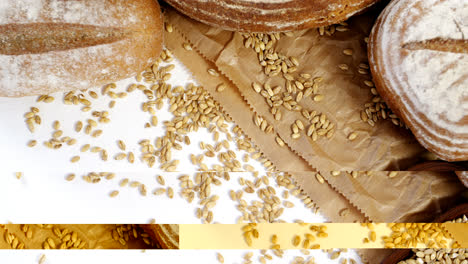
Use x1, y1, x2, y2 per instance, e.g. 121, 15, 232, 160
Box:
163, 7, 463, 263
0, 224, 153, 249
164, 6, 463, 219
164, 7, 428, 173
163, 14, 387, 263
163, 21, 366, 222
325, 171, 466, 222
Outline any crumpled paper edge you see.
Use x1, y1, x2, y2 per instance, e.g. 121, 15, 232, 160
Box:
164, 6, 374, 223
166, 17, 375, 223
163, 12, 376, 264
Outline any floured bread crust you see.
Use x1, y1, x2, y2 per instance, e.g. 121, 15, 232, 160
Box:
369, 0, 468, 161
164, 0, 380, 32
0, 0, 163, 97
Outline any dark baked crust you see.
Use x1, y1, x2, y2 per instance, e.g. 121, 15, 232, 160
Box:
164, 0, 380, 32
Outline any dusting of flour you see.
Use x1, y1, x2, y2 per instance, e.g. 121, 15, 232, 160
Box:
0, 0, 145, 96
375, 0, 468, 158
401, 0, 468, 123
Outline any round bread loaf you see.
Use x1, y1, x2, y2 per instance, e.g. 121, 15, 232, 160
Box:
0, 0, 163, 97
163, 0, 380, 32
140, 224, 179, 249
456, 171, 468, 188
368, 0, 468, 161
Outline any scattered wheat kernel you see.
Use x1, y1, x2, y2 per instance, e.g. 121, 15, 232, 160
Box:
153, 188, 166, 195
343, 49, 353, 56
110, 190, 119, 198
117, 140, 126, 151
52, 120, 60, 130
101, 150, 108, 161
66, 174, 75, 181
183, 43, 192, 51
315, 173, 325, 184
70, 156, 80, 163
151, 116, 158, 126
252, 82, 262, 93
339, 208, 349, 217
130, 181, 141, 188
313, 94, 324, 102
388, 171, 398, 178
271, 234, 278, 244
338, 64, 349, 71
293, 235, 301, 247
364, 80, 374, 87
120, 178, 129, 187
217, 253, 224, 263
115, 153, 127, 160
75, 121, 83, 132
275, 136, 285, 147
165, 23, 173, 33
348, 132, 357, 141
167, 187, 174, 198
128, 152, 135, 163
156, 175, 165, 186
139, 185, 147, 196
27, 140, 37, 147
216, 84, 226, 92
91, 130, 103, 137
15, 172, 22, 179
208, 69, 219, 76
331, 252, 340, 260
91, 146, 101, 153
39, 254, 46, 264
44, 96, 54, 103
80, 144, 90, 152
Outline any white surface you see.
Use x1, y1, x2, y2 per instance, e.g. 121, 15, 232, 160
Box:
0, 56, 363, 264
0, 249, 363, 264
0, 171, 324, 224
0, 58, 324, 224
0, 59, 202, 172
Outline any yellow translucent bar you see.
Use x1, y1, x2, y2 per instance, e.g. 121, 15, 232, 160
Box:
179, 223, 467, 249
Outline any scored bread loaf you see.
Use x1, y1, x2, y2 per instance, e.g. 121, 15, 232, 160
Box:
163, 0, 380, 32
0, 0, 163, 97
368, 0, 468, 161
140, 224, 179, 249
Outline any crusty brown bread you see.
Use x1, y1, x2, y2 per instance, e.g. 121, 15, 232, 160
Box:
163, 0, 380, 32
0, 0, 163, 97
140, 224, 179, 249
368, 0, 468, 161
456, 171, 468, 188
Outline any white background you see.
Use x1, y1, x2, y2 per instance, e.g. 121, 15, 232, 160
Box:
0, 57, 363, 263
0, 58, 326, 224
0, 249, 363, 264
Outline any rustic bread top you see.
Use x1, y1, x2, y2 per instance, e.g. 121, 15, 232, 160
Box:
369, 0, 468, 161
164, 0, 380, 32
0, 0, 162, 97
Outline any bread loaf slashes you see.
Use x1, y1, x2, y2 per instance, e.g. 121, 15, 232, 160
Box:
368, 0, 468, 161
164, 0, 380, 33
0, 0, 163, 97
